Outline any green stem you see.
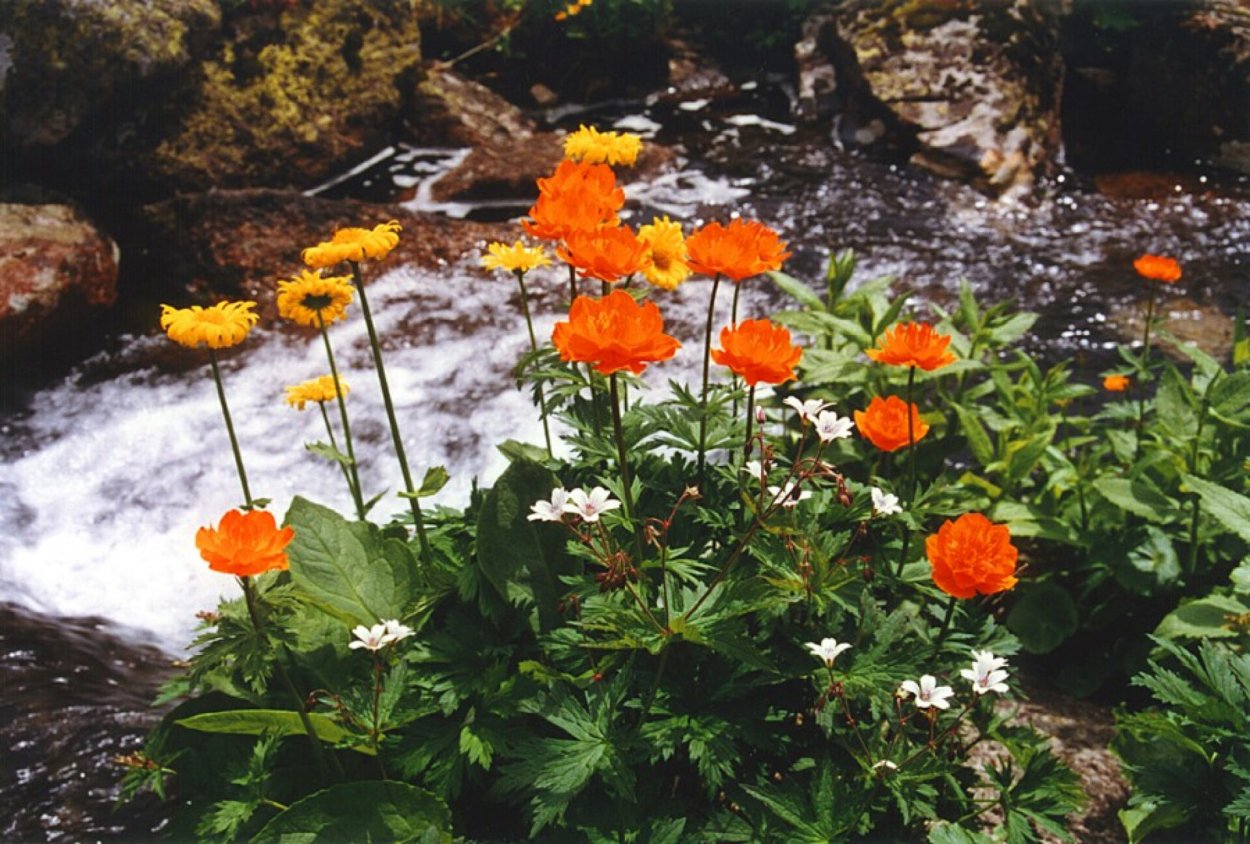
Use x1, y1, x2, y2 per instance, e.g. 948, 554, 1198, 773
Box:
906, 365, 918, 503
567, 262, 577, 305
349, 262, 432, 563
742, 384, 756, 464
1186, 395, 1210, 576
610, 373, 645, 563
730, 281, 742, 418
637, 644, 671, 726
1135, 290, 1158, 462
317, 401, 358, 510
931, 595, 958, 656
514, 271, 554, 458
696, 275, 723, 481
317, 312, 366, 519
208, 349, 253, 509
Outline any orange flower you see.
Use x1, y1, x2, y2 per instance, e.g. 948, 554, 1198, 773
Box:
557, 225, 649, 283
522, 160, 624, 243
686, 219, 791, 281
552, 289, 681, 375
925, 513, 1019, 599
195, 509, 295, 577
1133, 254, 1181, 283
711, 319, 802, 386
854, 395, 929, 452
1103, 374, 1131, 392
866, 322, 957, 371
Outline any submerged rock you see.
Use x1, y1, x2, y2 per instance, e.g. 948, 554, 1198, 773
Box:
797, 0, 1064, 198
0, 203, 119, 364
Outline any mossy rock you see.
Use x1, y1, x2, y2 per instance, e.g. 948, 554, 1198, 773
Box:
154, 0, 421, 190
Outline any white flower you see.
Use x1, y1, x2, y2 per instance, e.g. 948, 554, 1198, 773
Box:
870, 487, 902, 517
768, 480, 812, 508
783, 396, 830, 422
742, 460, 768, 483
960, 650, 1009, 695
381, 619, 414, 645
898, 674, 954, 710
813, 410, 854, 443
872, 759, 899, 772
349, 623, 390, 651
564, 486, 621, 523
528, 487, 571, 522
804, 637, 852, 669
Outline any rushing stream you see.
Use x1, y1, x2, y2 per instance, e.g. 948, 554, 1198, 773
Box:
3, 76, 1249, 839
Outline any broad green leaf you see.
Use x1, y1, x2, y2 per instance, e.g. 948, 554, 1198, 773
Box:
1092, 477, 1177, 523
1007, 582, 1079, 654
986, 312, 1039, 346
304, 442, 353, 467
175, 709, 373, 755
768, 270, 824, 311
1181, 474, 1250, 544
1154, 366, 1196, 437
1155, 594, 1250, 641
1004, 429, 1053, 482
418, 466, 450, 498
1210, 371, 1250, 420
285, 496, 418, 626
250, 781, 451, 843
1119, 801, 1191, 844
951, 402, 995, 466
929, 822, 996, 844
497, 438, 552, 464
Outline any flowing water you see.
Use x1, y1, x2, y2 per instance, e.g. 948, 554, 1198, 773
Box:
3, 76, 1248, 839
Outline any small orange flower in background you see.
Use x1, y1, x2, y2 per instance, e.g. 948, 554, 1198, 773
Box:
558, 225, 648, 283
160, 301, 259, 350
866, 322, 957, 371
925, 512, 1019, 599
854, 395, 929, 452
564, 124, 642, 167
555, 0, 594, 20
1103, 374, 1131, 392
302, 221, 402, 269
1133, 254, 1182, 284
522, 160, 624, 242
196, 509, 295, 577
712, 319, 802, 386
638, 216, 691, 291
552, 289, 681, 375
686, 219, 791, 281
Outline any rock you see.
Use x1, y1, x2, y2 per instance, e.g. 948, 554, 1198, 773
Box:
405, 67, 538, 148
137, 189, 513, 306
797, 0, 1064, 198
152, 0, 422, 191
0, 203, 119, 362
0, 0, 220, 151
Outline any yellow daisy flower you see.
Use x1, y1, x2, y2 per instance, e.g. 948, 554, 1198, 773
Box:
159, 300, 259, 350
563, 124, 642, 167
285, 374, 349, 410
302, 220, 403, 269
638, 216, 691, 291
481, 240, 552, 275
276, 269, 355, 327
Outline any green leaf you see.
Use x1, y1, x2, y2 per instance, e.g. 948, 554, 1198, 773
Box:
951, 402, 995, 467
928, 823, 997, 844
399, 466, 449, 499
1007, 582, 1079, 654
1181, 474, 1250, 544
1156, 594, 1250, 641
285, 496, 418, 627
1119, 801, 1191, 844
175, 709, 373, 755
1211, 371, 1250, 420
250, 781, 451, 843
304, 442, 353, 467
768, 270, 825, 311
1092, 477, 1177, 523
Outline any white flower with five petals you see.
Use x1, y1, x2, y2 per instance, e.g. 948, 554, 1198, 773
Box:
768, 480, 812, 508
898, 675, 954, 710
742, 460, 768, 483
870, 487, 903, 517
564, 487, 621, 523
813, 410, 854, 443
804, 637, 852, 669
349, 623, 390, 651
528, 487, 571, 522
960, 650, 1009, 695
784, 396, 831, 423
382, 619, 414, 644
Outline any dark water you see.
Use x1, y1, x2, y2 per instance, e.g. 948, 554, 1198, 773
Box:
3, 73, 1249, 841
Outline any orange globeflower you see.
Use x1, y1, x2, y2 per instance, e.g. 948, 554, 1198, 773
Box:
1103, 374, 1131, 392
522, 160, 624, 243
195, 509, 295, 577
686, 219, 791, 281
866, 322, 957, 371
854, 395, 929, 452
303, 221, 403, 269
557, 225, 648, 283
552, 289, 681, 375
712, 319, 802, 386
1133, 254, 1182, 284
925, 513, 1018, 599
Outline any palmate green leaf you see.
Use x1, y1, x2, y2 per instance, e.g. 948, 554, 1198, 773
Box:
738, 782, 829, 843
1181, 474, 1250, 543
249, 781, 451, 844
928, 822, 997, 844
175, 709, 374, 755
284, 496, 417, 627
1006, 582, 1079, 654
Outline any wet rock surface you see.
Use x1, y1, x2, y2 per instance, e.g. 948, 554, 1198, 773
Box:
0, 602, 171, 842
0, 203, 120, 364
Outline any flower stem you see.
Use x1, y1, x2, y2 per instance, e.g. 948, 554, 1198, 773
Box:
1135, 290, 1158, 462
743, 384, 756, 464
514, 270, 554, 458
730, 281, 742, 418
317, 401, 359, 511
696, 274, 723, 482
931, 595, 958, 656
610, 373, 645, 563
207, 349, 253, 509
1186, 392, 1210, 576
317, 312, 366, 519
349, 262, 432, 563
906, 365, 918, 504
